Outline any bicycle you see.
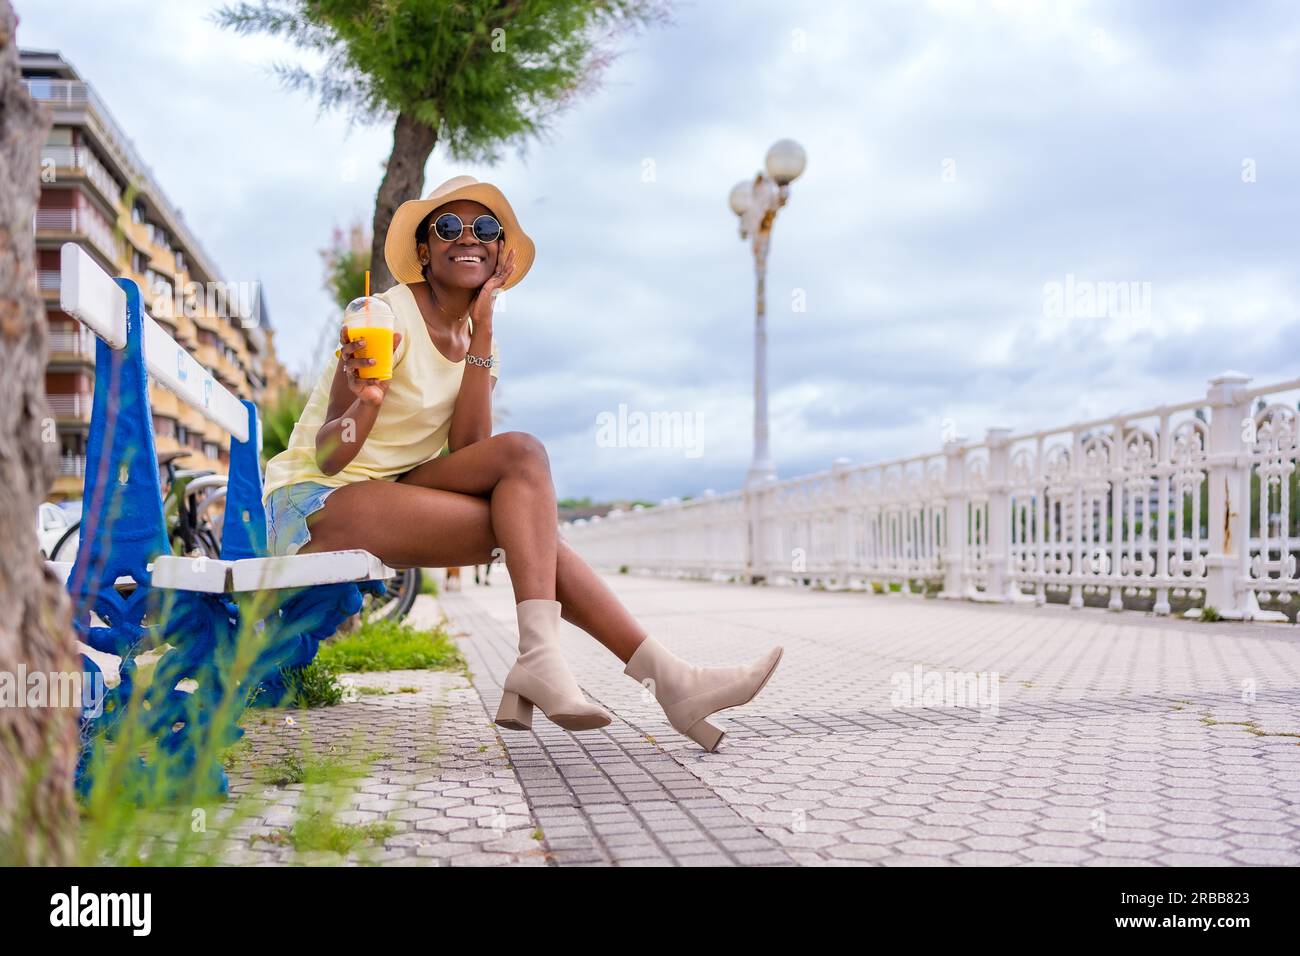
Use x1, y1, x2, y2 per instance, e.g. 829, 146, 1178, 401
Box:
49, 450, 225, 563
159, 450, 225, 558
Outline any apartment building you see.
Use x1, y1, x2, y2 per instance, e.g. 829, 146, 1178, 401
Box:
23, 49, 289, 500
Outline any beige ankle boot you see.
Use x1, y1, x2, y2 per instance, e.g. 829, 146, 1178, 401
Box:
624, 638, 783, 752
495, 599, 612, 732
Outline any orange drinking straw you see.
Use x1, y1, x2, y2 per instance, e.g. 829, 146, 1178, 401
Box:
364, 270, 370, 318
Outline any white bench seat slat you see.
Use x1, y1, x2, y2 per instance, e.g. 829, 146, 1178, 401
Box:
150, 550, 395, 594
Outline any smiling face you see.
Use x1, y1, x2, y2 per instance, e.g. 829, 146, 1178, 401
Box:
416, 199, 502, 291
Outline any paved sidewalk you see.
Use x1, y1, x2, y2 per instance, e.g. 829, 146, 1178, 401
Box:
226, 650, 544, 866
441, 573, 1300, 867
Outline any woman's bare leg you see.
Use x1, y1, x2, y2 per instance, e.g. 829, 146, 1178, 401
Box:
396, 431, 652, 660
555, 543, 647, 662
395, 431, 557, 601
302, 480, 499, 568
302, 434, 781, 750
302, 475, 647, 661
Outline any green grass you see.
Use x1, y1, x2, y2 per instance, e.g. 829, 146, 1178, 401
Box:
420, 570, 440, 596
278, 658, 345, 708
283, 814, 398, 854
222, 737, 252, 772
258, 751, 371, 787
316, 618, 463, 673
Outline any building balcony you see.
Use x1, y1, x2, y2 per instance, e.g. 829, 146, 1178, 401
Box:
191, 309, 224, 337
25, 75, 98, 111
58, 454, 87, 478
47, 392, 92, 421
24, 77, 222, 296
201, 416, 227, 444
148, 385, 182, 420
50, 474, 84, 502
146, 285, 178, 325
153, 432, 181, 457
39, 144, 123, 208
173, 323, 199, 352
195, 342, 220, 370
47, 327, 97, 363
34, 207, 122, 266
178, 404, 210, 437
245, 323, 267, 356
145, 228, 175, 264
214, 352, 245, 392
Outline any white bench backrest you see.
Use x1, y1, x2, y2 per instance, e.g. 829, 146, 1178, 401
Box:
59, 242, 250, 444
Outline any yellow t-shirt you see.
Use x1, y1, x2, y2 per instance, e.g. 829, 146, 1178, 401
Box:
262, 283, 499, 498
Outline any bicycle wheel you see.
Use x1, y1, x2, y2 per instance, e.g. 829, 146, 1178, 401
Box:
171, 525, 222, 559
361, 568, 422, 623
193, 483, 228, 551
195, 526, 222, 558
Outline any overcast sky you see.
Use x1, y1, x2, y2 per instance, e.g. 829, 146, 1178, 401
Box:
21, 0, 1300, 501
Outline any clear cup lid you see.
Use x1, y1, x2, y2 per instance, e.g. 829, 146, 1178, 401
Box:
343, 295, 395, 329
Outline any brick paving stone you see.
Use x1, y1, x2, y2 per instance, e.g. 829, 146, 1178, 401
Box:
442, 588, 794, 867
225, 620, 546, 866
438, 572, 1300, 866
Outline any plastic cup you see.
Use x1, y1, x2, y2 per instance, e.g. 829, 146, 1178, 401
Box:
342, 296, 396, 381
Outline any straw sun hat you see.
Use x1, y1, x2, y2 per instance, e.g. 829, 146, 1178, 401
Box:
383, 175, 535, 290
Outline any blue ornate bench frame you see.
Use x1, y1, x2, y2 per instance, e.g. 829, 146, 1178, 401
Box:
59, 254, 389, 801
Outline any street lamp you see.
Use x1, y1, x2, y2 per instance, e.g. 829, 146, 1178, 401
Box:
730, 138, 806, 487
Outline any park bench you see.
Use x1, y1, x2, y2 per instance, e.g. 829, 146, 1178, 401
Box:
53, 242, 394, 797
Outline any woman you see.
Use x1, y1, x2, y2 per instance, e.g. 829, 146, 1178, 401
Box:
263, 175, 782, 751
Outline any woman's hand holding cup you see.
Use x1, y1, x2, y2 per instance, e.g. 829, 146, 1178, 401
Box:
340, 326, 402, 407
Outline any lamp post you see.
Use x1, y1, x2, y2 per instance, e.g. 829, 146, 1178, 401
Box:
730, 138, 806, 488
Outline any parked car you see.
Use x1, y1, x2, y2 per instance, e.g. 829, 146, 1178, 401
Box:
37, 502, 73, 559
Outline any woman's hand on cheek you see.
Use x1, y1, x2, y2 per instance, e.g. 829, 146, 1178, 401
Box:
469, 247, 515, 333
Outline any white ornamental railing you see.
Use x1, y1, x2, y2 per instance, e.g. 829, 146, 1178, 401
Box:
562, 372, 1300, 622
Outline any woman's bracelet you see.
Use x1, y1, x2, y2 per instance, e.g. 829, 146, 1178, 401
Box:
466, 353, 495, 369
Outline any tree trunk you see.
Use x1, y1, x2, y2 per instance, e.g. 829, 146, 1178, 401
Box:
0, 0, 78, 865
368, 110, 438, 293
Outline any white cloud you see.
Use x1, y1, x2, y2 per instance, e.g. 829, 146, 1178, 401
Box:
20, 0, 1300, 500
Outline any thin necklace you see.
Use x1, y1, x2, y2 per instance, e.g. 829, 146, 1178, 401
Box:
421, 285, 469, 324
416, 268, 469, 322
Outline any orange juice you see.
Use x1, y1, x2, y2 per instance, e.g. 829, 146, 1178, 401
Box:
346, 326, 394, 380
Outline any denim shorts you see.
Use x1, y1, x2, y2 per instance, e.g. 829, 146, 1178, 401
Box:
265, 481, 337, 556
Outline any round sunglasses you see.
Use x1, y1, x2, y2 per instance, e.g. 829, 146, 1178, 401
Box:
431, 213, 503, 243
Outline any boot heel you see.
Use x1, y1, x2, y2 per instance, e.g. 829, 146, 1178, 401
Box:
496, 691, 533, 730
685, 718, 725, 752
